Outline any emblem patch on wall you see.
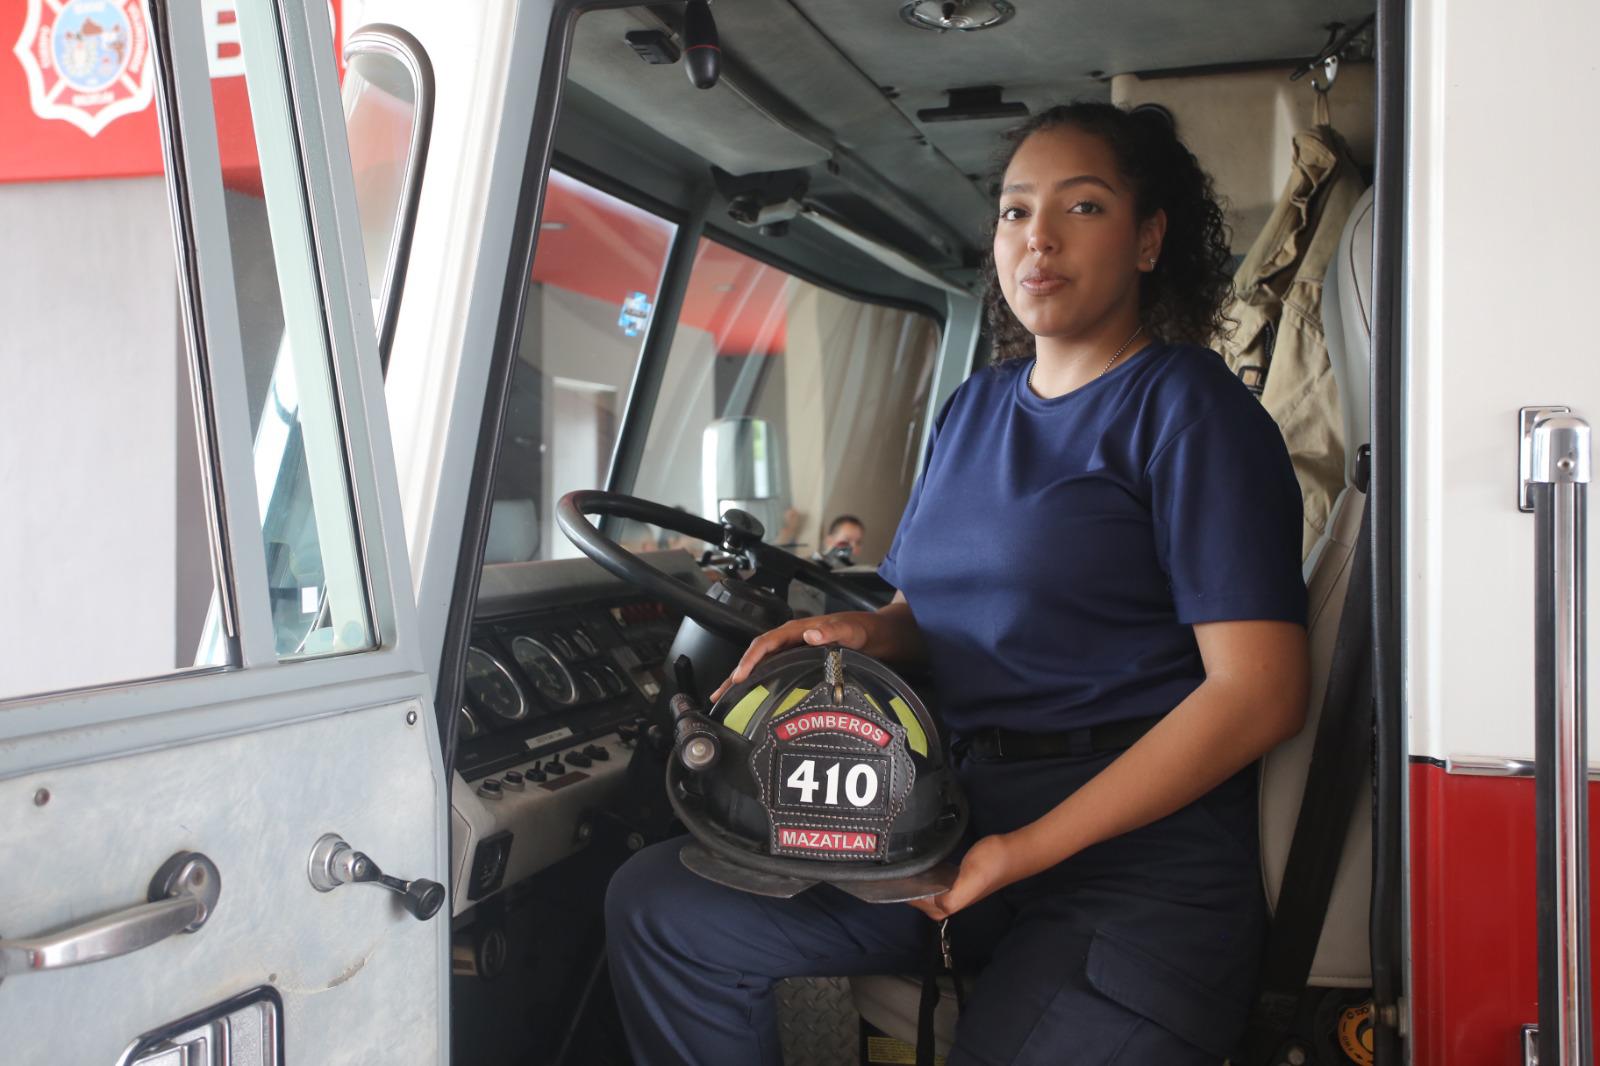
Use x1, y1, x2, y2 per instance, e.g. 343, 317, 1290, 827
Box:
13, 0, 154, 137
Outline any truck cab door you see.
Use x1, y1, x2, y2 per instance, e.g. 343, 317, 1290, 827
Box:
0, 1, 447, 1061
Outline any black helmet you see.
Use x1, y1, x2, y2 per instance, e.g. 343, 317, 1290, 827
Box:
667, 646, 967, 901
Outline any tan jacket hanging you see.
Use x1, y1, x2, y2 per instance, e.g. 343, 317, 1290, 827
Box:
1216, 125, 1365, 560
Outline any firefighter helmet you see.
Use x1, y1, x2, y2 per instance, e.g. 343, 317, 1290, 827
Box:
667, 645, 967, 901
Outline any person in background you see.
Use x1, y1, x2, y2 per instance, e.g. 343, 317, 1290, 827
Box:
817, 513, 865, 566
773, 506, 807, 551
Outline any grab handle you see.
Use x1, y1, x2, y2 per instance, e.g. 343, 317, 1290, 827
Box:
1524, 408, 1593, 1066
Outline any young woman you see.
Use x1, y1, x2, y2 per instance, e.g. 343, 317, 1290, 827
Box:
605, 103, 1310, 1065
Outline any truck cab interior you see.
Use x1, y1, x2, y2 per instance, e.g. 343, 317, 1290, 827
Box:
417, 1, 1389, 1063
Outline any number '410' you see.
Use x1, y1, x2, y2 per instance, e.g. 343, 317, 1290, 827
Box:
786, 759, 879, 807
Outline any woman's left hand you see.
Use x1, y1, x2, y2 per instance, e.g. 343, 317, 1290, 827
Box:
908, 834, 1023, 921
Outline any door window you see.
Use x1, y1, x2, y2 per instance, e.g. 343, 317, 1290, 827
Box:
208, 2, 373, 659
0, 28, 226, 702
0, 0, 385, 703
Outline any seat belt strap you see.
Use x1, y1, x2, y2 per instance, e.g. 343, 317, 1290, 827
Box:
916, 924, 941, 1066
1240, 500, 1374, 1065
915, 918, 963, 1066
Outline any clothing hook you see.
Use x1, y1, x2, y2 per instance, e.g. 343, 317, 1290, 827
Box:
1289, 15, 1372, 89
1310, 53, 1339, 94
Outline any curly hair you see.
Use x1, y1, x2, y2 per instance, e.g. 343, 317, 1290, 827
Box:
982, 102, 1234, 361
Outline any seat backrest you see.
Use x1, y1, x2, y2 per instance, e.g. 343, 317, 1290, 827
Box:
1257, 186, 1375, 987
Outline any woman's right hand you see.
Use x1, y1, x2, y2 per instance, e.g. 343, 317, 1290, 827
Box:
709, 594, 920, 702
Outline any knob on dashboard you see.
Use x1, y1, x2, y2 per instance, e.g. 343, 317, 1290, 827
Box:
478, 779, 503, 800
567, 751, 593, 769
545, 759, 567, 776
646, 724, 672, 754
452, 924, 509, 980
583, 744, 610, 761
503, 771, 525, 791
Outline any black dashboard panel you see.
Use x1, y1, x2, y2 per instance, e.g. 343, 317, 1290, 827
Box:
457, 550, 704, 781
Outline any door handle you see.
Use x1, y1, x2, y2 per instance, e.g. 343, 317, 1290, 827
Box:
0, 852, 221, 982
308, 833, 445, 920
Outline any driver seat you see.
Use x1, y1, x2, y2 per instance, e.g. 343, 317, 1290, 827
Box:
849, 187, 1377, 1051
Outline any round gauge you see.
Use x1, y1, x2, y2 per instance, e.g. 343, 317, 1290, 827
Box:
599, 664, 629, 697
458, 704, 485, 741
465, 646, 528, 722
512, 635, 580, 706
577, 668, 607, 702
546, 632, 578, 660
572, 629, 599, 657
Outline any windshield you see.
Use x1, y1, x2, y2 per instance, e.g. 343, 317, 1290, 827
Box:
483, 170, 679, 563
628, 238, 941, 567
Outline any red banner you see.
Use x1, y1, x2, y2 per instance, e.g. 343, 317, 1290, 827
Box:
774, 710, 892, 748
775, 827, 880, 855
3, 0, 342, 186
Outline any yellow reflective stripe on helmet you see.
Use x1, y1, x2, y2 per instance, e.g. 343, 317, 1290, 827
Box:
776, 687, 810, 714
723, 685, 769, 735
812, 690, 927, 756
888, 696, 928, 756
728, 682, 924, 755
727, 685, 812, 736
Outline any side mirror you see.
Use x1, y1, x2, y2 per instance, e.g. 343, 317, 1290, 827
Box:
702, 417, 786, 537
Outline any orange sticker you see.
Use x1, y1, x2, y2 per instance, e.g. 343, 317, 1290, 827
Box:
1338, 1002, 1375, 1065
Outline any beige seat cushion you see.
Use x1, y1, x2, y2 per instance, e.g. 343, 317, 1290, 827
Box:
1258, 486, 1372, 986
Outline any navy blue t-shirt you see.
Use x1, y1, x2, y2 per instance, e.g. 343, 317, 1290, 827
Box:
878, 343, 1306, 737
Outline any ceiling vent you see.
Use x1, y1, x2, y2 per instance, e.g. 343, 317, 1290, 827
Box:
899, 0, 1016, 33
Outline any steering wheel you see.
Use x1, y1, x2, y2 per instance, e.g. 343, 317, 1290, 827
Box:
555, 491, 884, 643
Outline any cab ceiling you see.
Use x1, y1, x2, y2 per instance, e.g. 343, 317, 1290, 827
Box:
566, 0, 1372, 272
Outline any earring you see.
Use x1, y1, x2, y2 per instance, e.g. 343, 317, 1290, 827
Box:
1148, 257, 1157, 265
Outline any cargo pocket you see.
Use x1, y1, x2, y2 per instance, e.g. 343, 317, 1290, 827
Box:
1084, 929, 1246, 1059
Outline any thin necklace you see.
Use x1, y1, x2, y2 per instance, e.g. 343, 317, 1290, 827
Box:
1028, 324, 1145, 394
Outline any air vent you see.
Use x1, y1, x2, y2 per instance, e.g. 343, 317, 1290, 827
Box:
899, 0, 1016, 32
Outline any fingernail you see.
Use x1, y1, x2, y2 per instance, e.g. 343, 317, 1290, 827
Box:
803, 629, 822, 643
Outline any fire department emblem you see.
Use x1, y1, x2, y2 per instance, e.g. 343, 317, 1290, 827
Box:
749, 684, 917, 863
13, 0, 154, 137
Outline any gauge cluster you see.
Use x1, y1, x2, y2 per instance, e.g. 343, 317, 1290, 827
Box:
455, 597, 679, 781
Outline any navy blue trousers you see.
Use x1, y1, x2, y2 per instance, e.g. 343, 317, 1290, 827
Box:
606, 750, 1265, 1065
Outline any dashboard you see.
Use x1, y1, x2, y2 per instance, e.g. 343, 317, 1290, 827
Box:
448, 550, 704, 916
457, 600, 673, 782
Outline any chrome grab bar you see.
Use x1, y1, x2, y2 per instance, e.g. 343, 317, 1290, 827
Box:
0, 852, 221, 984
1524, 408, 1594, 1066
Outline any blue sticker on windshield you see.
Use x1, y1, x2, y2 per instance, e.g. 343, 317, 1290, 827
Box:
618, 291, 653, 337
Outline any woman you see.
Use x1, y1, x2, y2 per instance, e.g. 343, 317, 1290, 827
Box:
606, 102, 1309, 1065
